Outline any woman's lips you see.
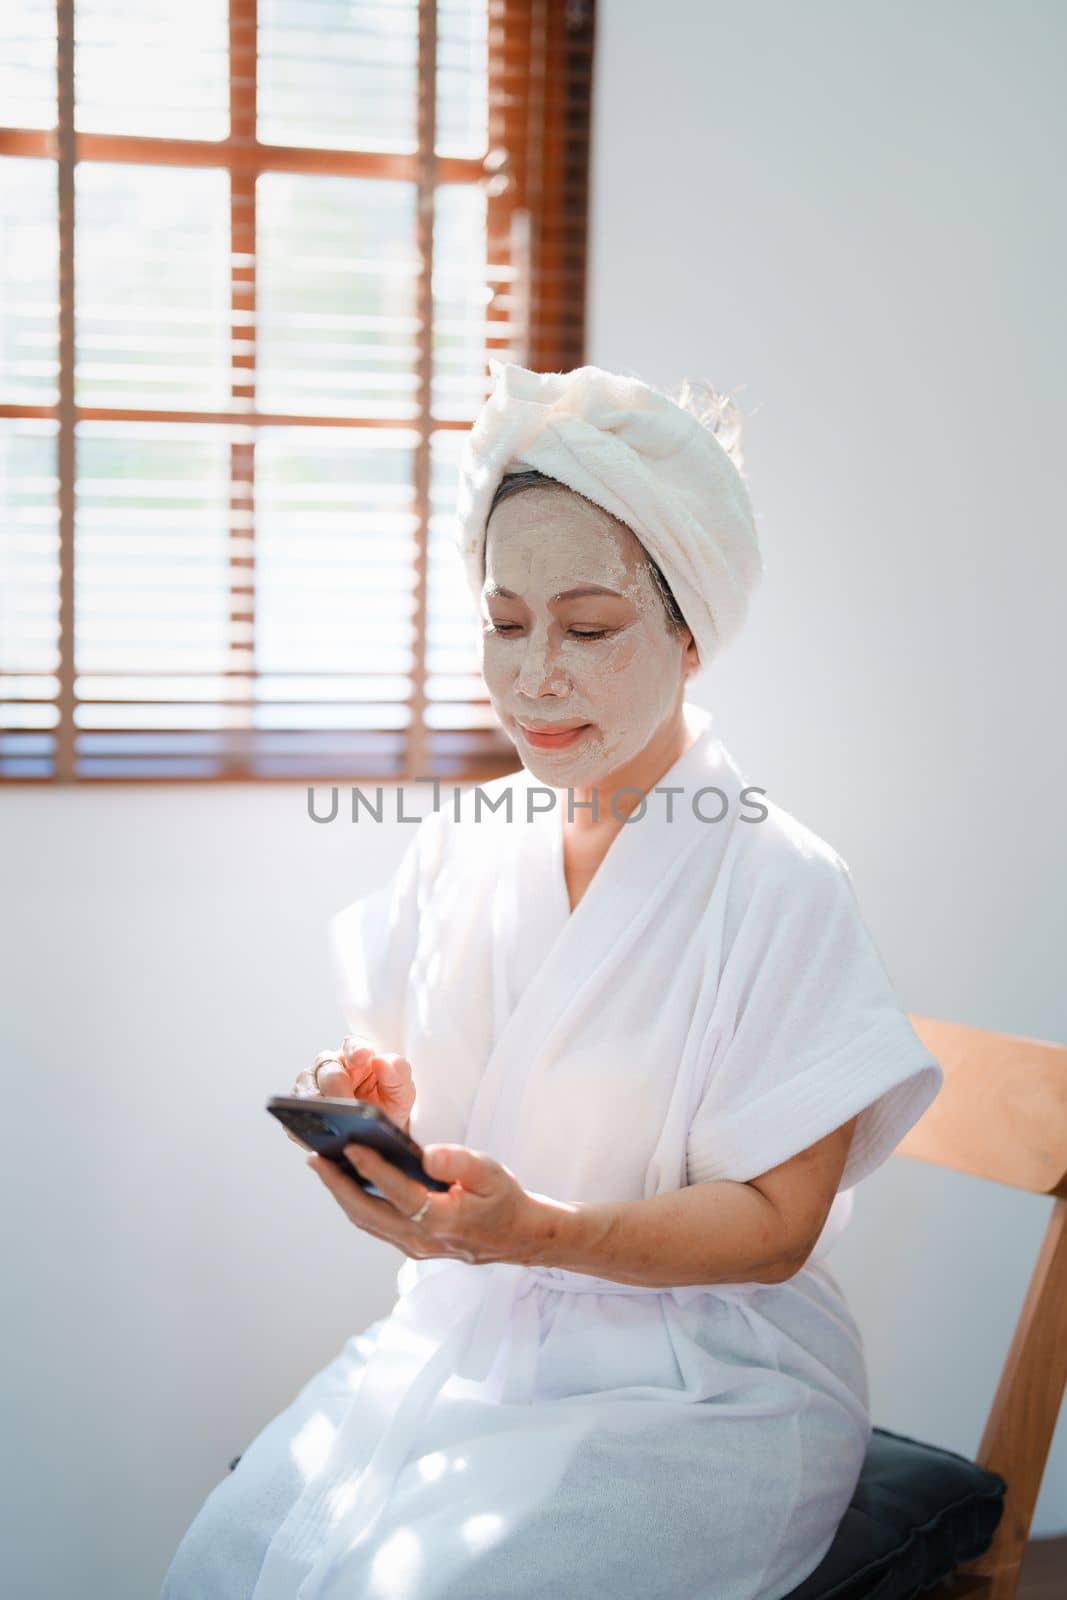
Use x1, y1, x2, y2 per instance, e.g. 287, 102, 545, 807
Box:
516, 720, 592, 750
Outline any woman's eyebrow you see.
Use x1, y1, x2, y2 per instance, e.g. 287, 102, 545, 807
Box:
486, 583, 626, 602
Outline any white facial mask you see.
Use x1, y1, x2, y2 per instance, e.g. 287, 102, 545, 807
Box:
479, 485, 693, 793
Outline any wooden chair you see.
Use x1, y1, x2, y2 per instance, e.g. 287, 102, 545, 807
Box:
897, 1015, 1067, 1600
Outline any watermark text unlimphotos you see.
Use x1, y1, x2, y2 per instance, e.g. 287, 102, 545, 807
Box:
307, 778, 769, 826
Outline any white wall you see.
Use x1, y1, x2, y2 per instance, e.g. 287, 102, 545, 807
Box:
2, 3, 1065, 1595
588, 0, 1066, 1533
0, 787, 423, 1598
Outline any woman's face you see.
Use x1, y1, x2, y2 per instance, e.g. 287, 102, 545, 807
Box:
480, 484, 696, 788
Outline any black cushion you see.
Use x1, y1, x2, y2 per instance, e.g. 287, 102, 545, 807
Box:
781, 1425, 1007, 1600
226, 1423, 1007, 1600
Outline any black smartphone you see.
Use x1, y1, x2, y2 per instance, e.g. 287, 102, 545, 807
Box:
266, 1095, 450, 1197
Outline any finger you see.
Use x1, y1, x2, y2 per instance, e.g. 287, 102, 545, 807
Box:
371, 1057, 416, 1124
307, 1170, 400, 1246
340, 1036, 385, 1100
343, 1051, 385, 1097
340, 1034, 375, 1058
345, 1145, 431, 1221
422, 1144, 502, 1197
339, 1039, 377, 1078
308, 1155, 414, 1232
375, 1054, 412, 1084
311, 1052, 356, 1100
339, 1043, 412, 1102
375, 1059, 415, 1110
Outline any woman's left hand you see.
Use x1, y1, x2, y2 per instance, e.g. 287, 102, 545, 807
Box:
306, 1142, 555, 1267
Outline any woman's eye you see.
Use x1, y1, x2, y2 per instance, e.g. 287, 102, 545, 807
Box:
486, 623, 611, 640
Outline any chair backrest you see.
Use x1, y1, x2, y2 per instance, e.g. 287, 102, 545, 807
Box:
899, 1015, 1067, 1600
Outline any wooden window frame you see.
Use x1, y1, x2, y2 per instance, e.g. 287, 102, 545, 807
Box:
0, 0, 596, 783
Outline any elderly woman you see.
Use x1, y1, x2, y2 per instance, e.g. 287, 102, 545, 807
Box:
163, 362, 941, 1600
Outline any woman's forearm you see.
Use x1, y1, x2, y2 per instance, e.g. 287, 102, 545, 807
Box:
520, 1180, 799, 1289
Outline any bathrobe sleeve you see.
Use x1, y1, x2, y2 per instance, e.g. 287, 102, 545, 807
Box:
686, 835, 942, 1193
328, 809, 447, 1056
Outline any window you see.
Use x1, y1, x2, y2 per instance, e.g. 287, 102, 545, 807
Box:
0, 0, 595, 781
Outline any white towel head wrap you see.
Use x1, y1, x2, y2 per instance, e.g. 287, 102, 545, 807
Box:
455, 360, 763, 669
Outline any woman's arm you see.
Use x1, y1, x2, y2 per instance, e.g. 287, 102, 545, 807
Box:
527, 1114, 858, 1287
309, 1115, 859, 1289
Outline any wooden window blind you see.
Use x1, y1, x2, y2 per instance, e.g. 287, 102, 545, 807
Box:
0, 0, 596, 782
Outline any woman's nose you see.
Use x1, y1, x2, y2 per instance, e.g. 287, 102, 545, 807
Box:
513, 629, 568, 695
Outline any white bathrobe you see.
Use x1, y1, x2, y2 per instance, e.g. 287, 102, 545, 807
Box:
162, 702, 942, 1600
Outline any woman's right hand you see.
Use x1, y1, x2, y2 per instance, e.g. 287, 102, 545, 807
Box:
289, 1035, 416, 1134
